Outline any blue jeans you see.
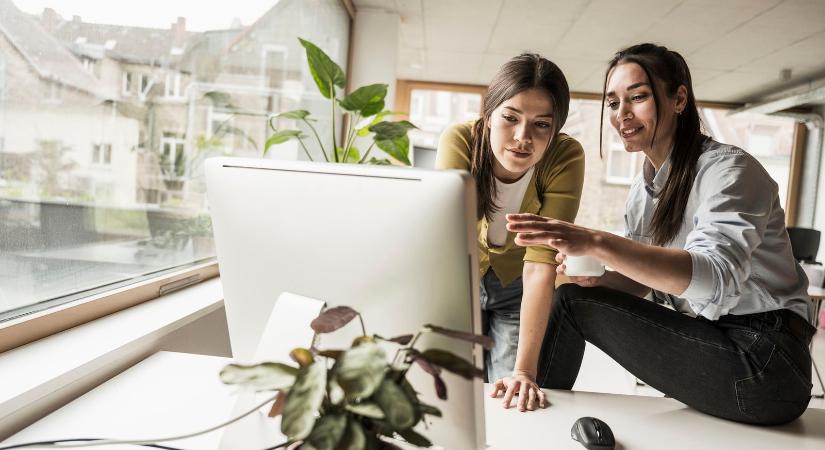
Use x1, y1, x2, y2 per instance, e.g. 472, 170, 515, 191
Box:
480, 270, 523, 382
538, 284, 815, 425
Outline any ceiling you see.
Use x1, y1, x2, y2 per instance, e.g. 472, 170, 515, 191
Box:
352, 0, 825, 104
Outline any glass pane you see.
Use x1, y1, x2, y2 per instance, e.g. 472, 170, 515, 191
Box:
700, 108, 795, 209
564, 99, 797, 234
409, 89, 481, 157
0, 0, 350, 321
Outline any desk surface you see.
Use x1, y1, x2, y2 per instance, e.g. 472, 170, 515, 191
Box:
810, 285, 825, 300
5, 351, 825, 450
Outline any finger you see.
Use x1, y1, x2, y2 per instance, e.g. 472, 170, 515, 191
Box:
506, 221, 557, 232
502, 381, 518, 409
517, 381, 528, 412
490, 379, 505, 398
555, 252, 566, 264
506, 213, 545, 222
538, 389, 548, 408
527, 385, 537, 411
556, 264, 566, 275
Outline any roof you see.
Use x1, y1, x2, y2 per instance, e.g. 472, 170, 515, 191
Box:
0, 0, 104, 98
52, 20, 189, 67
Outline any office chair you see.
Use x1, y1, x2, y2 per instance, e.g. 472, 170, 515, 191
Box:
787, 227, 821, 263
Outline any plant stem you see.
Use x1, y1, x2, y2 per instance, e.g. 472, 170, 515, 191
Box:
303, 119, 329, 162
358, 141, 376, 164
331, 80, 338, 162
357, 313, 366, 336
296, 137, 314, 162
341, 113, 360, 163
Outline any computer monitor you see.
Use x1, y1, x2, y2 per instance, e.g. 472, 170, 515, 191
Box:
205, 157, 484, 450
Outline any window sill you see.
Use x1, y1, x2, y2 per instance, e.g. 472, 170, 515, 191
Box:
0, 277, 224, 439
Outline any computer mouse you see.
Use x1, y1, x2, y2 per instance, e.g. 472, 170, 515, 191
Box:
571, 416, 615, 450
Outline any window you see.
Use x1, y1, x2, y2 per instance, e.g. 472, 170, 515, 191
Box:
45, 81, 62, 103
1, 0, 351, 347
82, 57, 95, 74
397, 81, 485, 166
139, 73, 151, 97
92, 143, 112, 165
122, 71, 133, 96
164, 72, 182, 98
604, 132, 643, 185
161, 133, 186, 178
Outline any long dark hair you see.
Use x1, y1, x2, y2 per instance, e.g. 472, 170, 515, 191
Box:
471, 53, 570, 221
600, 43, 706, 246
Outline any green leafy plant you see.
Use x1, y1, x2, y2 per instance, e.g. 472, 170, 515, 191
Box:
265, 38, 417, 166
220, 306, 493, 450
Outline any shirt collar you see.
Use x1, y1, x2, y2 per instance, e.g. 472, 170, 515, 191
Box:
643, 148, 673, 197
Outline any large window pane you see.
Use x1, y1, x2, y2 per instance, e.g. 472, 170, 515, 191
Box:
0, 0, 350, 320
567, 101, 797, 233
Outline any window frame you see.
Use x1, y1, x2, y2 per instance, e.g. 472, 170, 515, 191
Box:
0, 261, 219, 353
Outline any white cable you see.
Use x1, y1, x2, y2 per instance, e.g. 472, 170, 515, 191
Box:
20, 391, 280, 449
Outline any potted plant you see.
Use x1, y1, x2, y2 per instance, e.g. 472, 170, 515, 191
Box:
265, 38, 417, 166
220, 306, 492, 449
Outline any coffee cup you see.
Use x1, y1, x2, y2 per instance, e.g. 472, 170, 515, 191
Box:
563, 255, 605, 277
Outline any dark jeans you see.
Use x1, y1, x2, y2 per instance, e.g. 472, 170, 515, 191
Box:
538, 284, 816, 425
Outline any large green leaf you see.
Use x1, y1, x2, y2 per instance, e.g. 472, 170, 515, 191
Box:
375, 135, 411, 166
373, 379, 417, 430
418, 349, 482, 380
281, 361, 327, 441
219, 362, 297, 391
369, 120, 417, 140
265, 130, 305, 155
299, 37, 345, 99
338, 418, 367, 450
304, 413, 347, 450
345, 402, 385, 419
334, 342, 387, 400
356, 111, 406, 137
339, 84, 387, 117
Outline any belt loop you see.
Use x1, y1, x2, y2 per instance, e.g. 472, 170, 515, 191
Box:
773, 310, 783, 332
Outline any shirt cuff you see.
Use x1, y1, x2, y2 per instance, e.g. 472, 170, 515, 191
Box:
680, 251, 715, 300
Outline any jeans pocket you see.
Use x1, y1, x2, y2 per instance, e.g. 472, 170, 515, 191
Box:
735, 343, 812, 425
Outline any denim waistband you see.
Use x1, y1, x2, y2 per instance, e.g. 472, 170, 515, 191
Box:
719, 309, 815, 346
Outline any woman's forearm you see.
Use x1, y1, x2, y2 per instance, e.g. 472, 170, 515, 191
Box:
598, 270, 651, 298
593, 232, 692, 296
512, 262, 556, 378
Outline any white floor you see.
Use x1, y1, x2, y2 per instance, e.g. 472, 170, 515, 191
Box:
572, 327, 825, 409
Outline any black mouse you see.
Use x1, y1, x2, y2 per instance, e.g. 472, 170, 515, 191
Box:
571, 416, 615, 450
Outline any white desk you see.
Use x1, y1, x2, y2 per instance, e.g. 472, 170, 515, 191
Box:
5, 351, 825, 450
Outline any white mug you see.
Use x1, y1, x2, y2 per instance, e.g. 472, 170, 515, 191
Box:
564, 255, 605, 277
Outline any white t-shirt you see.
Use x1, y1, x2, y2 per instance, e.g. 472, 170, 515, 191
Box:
487, 167, 535, 247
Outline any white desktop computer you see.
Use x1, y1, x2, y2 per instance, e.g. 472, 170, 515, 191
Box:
205, 158, 484, 450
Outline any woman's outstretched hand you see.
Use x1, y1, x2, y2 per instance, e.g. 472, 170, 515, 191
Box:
506, 213, 602, 256
489, 369, 548, 412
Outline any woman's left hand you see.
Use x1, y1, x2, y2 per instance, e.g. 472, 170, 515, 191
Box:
506, 213, 601, 256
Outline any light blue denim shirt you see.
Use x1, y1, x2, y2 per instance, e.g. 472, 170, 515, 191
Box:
624, 137, 813, 323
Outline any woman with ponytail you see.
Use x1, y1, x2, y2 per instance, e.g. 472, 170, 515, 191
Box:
502, 43, 816, 425
435, 54, 585, 400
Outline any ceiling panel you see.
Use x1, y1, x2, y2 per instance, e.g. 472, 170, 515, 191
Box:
355, 0, 825, 102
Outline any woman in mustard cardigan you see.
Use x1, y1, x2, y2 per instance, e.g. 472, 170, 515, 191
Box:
435, 53, 585, 406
